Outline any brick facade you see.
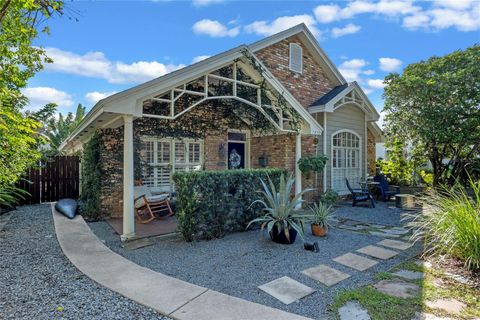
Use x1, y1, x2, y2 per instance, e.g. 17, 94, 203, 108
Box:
255, 35, 336, 109
367, 127, 376, 176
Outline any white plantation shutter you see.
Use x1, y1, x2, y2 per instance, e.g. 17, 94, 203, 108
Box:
289, 43, 303, 73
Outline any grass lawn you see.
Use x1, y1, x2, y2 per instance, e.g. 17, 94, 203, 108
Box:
332, 258, 480, 320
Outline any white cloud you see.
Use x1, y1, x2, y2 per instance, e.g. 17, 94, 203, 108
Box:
314, 0, 479, 32
367, 79, 386, 90
331, 23, 361, 38
313, 5, 341, 23
44, 47, 185, 84
192, 19, 240, 37
379, 57, 402, 72
363, 69, 375, 75
192, 55, 210, 63
192, 0, 223, 6
338, 58, 368, 82
22, 87, 73, 111
245, 14, 320, 37
85, 91, 118, 104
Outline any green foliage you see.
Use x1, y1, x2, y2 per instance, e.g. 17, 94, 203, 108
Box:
383, 45, 480, 186
46, 104, 86, 153
377, 140, 413, 186
307, 202, 334, 229
173, 168, 286, 241
297, 155, 328, 176
0, 104, 43, 188
246, 173, 312, 241
0, 184, 29, 207
0, 0, 63, 192
407, 178, 480, 271
319, 189, 338, 206
79, 132, 102, 221
0, 0, 63, 103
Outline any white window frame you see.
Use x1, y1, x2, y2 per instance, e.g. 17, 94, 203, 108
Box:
330, 129, 362, 194
141, 137, 203, 193
227, 129, 250, 169
289, 43, 303, 74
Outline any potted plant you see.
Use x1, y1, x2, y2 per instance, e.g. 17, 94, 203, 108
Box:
308, 202, 334, 237
297, 155, 328, 178
246, 173, 312, 244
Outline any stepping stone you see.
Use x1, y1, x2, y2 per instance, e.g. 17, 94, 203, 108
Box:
412, 312, 452, 320
392, 270, 424, 280
258, 276, 315, 305
383, 228, 409, 235
338, 301, 371, 320
377, 239, 413, 250
369, 224, 387, 229
425, 298, 466, 315
302, 264, 350, 287
357, 245, 399, 260
374, 279, 420, 298
122, 238, 153, 250
334, 253, 378, 271
369, 231, 401, 238
414, 260, 432, 269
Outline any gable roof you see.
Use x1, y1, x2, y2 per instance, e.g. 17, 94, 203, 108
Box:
59, 44, 324, 150
249, 23, 346, 85
310, 84, 349, 106
309, 82, 380, 121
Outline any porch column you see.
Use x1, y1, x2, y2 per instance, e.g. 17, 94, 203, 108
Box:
121, 114, 135, 241
295, 133, 302, 209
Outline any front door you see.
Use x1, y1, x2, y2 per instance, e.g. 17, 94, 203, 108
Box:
227, 131, 248, 169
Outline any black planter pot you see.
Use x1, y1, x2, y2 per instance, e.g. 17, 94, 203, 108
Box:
269, 224, 298, 244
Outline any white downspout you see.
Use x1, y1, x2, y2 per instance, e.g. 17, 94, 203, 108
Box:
323, 113, 327, 193
121, 114, 135, 241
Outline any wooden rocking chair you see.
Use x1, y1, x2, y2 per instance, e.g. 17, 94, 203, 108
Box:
134, 186, 174, 224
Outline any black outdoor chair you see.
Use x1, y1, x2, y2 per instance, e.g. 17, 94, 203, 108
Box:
374, 175, 400, 202
345, 178, 375, 208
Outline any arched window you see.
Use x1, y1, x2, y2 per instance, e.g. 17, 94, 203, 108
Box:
331, 130, 361, 193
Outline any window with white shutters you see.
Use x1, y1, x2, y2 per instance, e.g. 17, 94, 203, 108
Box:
141, 138, 203, 193
289, 43, 303, 73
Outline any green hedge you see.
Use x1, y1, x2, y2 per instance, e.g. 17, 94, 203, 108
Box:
173, 168, 286, 241
79, 132, 102, 221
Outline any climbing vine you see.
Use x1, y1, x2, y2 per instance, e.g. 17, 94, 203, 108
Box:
79, 131, 102, 221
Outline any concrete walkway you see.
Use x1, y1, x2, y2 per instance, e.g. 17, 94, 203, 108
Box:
52, 205, 310, 320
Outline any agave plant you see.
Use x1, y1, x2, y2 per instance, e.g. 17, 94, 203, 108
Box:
246, 173, 312, 241
309, 202, 334, 229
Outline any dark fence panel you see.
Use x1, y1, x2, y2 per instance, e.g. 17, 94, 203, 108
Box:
16, 156, 80, 205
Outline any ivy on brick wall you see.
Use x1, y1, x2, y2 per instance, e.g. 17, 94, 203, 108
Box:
173, 168, 286, 241
79, 131, 102, 221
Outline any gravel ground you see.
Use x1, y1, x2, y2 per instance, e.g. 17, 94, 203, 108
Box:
0, 204, 171, 320
333, 200, 409, 226
89, 203, 422, 320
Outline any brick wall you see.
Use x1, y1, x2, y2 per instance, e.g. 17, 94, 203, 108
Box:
250, 133, 320, 202
367, 127, 376, 176
255, 35, 336, 109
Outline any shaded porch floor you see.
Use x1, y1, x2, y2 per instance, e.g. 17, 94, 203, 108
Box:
106, 216, 177, 238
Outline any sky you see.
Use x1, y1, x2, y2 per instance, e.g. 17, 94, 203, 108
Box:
26, 0, 480, 126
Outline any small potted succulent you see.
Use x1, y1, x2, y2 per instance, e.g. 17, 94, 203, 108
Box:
246, 173, 312, 244
309, 202, 334, 237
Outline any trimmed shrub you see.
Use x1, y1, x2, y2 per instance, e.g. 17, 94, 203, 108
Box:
79, 132, 102, 221
173, 168, 286, 241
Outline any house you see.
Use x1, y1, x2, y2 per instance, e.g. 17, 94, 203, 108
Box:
59, 24, 384, 239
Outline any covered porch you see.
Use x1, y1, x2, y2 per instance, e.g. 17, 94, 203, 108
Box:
119, 50, 323, 240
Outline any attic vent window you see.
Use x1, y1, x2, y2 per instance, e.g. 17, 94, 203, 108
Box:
289, 43, 303, 73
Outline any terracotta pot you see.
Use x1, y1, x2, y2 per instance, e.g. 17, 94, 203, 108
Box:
311, 224, 327, 237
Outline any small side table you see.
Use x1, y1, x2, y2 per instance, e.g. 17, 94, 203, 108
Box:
396, 194, 415, 210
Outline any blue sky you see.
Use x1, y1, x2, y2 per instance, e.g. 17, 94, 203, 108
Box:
25, 0, 480, 125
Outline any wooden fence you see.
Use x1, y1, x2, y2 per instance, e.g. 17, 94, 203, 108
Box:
16, 156, 80, 205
